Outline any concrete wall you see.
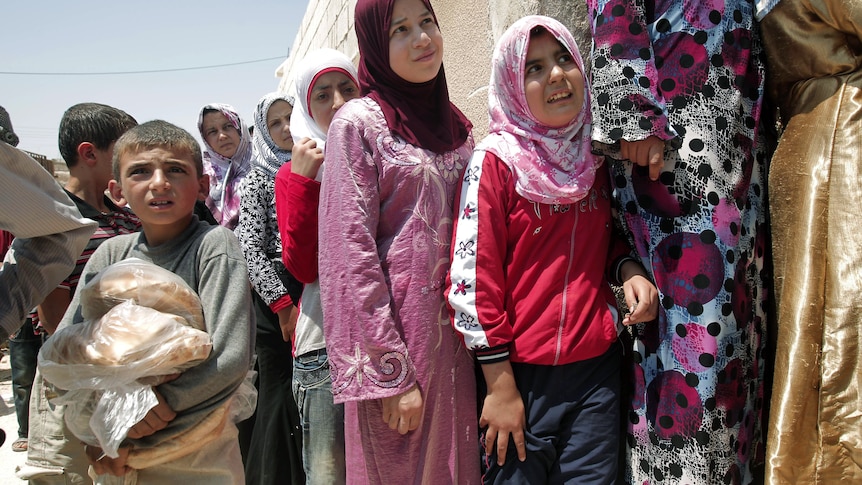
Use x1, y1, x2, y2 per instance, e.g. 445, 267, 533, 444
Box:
276, 0, 592, 141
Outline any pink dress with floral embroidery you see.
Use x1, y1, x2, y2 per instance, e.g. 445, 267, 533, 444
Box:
318, 97, 480, 485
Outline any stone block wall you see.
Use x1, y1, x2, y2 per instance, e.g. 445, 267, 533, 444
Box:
277, 0, 592, 141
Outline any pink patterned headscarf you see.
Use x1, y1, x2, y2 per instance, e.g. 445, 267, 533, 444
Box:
198, 103, 254, 230
477, 15, 602, 204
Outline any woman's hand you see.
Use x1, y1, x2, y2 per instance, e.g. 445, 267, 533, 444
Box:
291, 137, 325, 179
381, 383, 424, 435
620, 136, 665, 181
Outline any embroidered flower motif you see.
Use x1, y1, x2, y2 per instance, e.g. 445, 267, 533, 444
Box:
463, 165, 480, 184
462, 203, 476, 220
331, 344, 410, 392
455, 239, 476, 259
434, 151, 466, 184
456, 312, 478, 330
454, 280, 472, 296
341, 343, 373, 388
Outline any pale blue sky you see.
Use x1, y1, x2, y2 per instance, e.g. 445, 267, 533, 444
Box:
1, 0, 307, 159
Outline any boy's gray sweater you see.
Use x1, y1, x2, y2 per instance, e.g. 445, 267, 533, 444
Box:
56, 217, 255, 448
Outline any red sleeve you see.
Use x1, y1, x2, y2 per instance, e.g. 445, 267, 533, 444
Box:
275, 163, 321, 284
269, 294, 294, 313
447, 151, 513, 363
0, 230, 14, 259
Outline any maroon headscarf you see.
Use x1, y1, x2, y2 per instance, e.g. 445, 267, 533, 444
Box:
354, 0, 471, 154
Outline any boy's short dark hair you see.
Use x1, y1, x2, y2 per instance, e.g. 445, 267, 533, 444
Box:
58, 103, 138, 168
112, 120, 203, 179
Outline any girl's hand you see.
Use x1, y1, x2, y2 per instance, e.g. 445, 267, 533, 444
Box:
381, 384, 424, 435
277, 306, 298, 343
620, 261, 659, 325
479, 361, 527, 466
620, 136, 664, 181
291, 137, 324, 179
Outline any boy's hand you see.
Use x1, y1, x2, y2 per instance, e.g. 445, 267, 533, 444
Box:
291, 137, 325, 179
277, 306, 298, 343
620, 261, 659, 325
620, 136, 664, 181
84, 444, 131, 476
381, 383, 424, 435
127, 389, 176, 439
480, 361, 527, 466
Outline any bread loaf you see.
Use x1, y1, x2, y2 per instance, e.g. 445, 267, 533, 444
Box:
41, 301, 212, 371
80, 258, 206, 331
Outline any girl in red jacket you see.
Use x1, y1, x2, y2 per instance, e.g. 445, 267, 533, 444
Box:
446, 15, 657, 484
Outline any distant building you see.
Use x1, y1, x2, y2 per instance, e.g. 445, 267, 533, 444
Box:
20, 149, 54, 176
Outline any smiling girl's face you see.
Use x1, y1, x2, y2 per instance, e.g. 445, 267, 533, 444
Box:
523, 29, 584, 128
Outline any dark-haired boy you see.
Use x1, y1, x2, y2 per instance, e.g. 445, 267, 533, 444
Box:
20, 102, 141, 484
38, 102, 141, 335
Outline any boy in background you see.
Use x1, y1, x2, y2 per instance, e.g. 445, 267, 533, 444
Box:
20, 103, 140, 483
37, 103, 141, 334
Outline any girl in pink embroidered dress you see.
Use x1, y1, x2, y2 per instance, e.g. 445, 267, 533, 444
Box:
317, 0, 480, 483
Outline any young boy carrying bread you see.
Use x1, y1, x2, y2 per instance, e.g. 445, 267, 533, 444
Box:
61, 120, 254, 483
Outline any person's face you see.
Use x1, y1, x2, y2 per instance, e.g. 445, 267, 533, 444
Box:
109, 147, 208, 246
523, 31, 585, 129
388, 0, 443, 84
201, 111, 241, 158
309, 71, 360, 134
266, 100, 294, 151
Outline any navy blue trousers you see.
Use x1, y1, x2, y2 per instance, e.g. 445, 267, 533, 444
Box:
482, 344, 622, 485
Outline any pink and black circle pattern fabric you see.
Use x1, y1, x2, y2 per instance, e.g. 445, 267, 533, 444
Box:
588, 0, 769, 482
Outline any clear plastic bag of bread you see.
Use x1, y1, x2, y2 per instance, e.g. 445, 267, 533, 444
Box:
79, 257, 206, 331
39, 299, 212, 389
37, 258, 213, 458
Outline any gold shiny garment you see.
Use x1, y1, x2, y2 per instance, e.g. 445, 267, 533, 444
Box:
762, 0, 862, 483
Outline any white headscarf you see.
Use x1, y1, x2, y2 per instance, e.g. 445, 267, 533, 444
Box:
478, 15, 602, 205
252, 92, 294, 178
197, 103, 254, 229
289, 48, 359, 150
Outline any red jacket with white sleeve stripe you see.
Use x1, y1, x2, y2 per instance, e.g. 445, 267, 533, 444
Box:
446, 150, 632, 366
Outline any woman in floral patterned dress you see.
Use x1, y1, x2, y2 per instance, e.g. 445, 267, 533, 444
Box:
234, 93, 305, 485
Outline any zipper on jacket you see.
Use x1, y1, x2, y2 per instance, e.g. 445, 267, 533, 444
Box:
554, 210, 579, 365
